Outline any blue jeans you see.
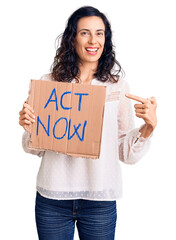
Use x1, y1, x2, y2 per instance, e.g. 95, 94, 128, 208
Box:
35, 191, 117, 240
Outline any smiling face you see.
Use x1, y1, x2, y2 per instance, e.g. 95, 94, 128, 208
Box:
74, 16, 105, 66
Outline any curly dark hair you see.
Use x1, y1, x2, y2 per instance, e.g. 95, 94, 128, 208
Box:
51, 6, 123, 83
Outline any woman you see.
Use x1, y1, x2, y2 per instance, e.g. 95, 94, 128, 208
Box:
19, 6, 157, 240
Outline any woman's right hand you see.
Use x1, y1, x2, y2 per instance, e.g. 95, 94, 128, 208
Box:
19, 102, 35, 131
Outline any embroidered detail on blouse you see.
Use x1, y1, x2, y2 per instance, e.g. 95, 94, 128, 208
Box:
106, 91, 121, 102
37, 186, 118, 200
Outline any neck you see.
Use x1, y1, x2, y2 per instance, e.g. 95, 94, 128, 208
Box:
77, 61, 98, 84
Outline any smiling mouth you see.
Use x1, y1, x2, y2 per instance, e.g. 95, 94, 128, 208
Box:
85, 47, 99, 55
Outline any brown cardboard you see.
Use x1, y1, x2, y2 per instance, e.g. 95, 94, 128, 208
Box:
28, 80, 106, 159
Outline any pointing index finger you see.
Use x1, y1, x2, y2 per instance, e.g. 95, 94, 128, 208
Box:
125, 93, 148, 103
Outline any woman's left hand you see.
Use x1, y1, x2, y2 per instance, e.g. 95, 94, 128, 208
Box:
125, 93, 157, 130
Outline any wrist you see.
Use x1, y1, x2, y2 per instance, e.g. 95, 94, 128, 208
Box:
139, 123, 155, 138
146, 123, 156, 131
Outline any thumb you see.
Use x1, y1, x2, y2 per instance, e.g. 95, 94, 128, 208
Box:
149, 97, 157, 106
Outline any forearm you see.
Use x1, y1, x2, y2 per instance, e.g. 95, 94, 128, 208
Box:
119, 126, 153, 164
22, 131, 45, 157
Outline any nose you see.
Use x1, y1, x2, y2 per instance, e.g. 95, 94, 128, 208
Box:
88, 34, 97, 44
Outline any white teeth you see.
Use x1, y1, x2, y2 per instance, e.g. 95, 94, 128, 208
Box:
86, 48, 98, 52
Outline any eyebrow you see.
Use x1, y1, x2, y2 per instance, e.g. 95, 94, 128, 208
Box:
78, 28, 105, 32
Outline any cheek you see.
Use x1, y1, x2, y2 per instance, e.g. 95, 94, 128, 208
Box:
99, 41, 105, 54
75, 40, 86, 54
99, 38, 105, 49
75, 45, 85, 57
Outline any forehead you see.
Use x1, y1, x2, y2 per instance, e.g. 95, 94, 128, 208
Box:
77, 16, 105, 31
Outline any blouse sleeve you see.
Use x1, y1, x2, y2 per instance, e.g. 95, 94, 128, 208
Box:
117, 80, 153, 164
21, 74, 52, 157
22, 131, 45, 157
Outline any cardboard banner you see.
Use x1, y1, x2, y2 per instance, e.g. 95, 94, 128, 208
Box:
28, 80, 106, 158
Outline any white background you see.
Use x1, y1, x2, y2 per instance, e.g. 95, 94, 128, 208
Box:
1, 0, 176, 239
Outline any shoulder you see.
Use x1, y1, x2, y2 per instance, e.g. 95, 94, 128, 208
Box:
104, 77, 130, 91
103, 78, 131, 102
40, 73, 55, 81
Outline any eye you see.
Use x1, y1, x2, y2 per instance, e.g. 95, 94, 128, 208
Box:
80, 31, 89, 36
97, 32, 104, 36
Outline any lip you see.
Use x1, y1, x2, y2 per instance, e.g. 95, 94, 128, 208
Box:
86, 47, 99, 48
85, 47, 99, 55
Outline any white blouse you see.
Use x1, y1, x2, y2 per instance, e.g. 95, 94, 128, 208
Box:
22, 74, 153, 201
